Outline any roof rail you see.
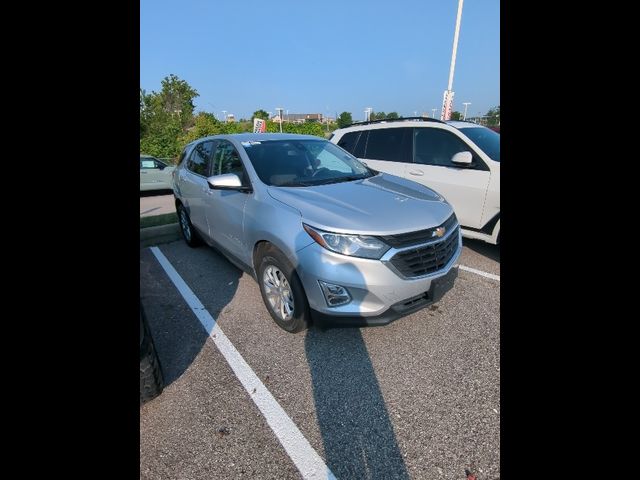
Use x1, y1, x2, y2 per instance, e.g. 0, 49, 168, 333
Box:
346, 116, 448, 127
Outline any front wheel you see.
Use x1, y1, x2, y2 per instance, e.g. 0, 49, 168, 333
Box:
257, 246, 310, 333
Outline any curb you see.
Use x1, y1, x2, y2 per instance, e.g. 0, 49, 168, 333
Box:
140, 223, 181, 248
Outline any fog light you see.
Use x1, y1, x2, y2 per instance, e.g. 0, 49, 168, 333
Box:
318, 281, 352, 307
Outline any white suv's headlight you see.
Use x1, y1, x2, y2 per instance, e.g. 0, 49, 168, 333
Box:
303, 224, 390, 259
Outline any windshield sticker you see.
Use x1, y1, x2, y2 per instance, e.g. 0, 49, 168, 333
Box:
241, 141, 262, 147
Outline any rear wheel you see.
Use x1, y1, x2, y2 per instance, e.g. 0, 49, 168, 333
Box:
257, 245, 310, 333
177, 204, 202, 247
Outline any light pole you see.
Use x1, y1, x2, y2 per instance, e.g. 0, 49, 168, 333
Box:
462, 102, 471, 120
441, 0, 464, 120
364, 107, 372, 122
432, 108, 437, 118
268, 111, 272, 120
275, 107, 284, 133
222, 110, 227, 122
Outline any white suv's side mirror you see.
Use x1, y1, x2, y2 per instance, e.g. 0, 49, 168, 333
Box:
451, 151, 473, 165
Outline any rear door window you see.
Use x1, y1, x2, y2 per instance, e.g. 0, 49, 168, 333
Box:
364, 128, 412, 163
336, 131, 360, 154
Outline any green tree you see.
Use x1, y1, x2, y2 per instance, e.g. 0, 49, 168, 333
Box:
140, 75, 200, 157
265, 121, 325, 137
179, 112, 223, 145
251, 109, 269, 122
157, 74, 199, 129
387, 112, 399, 119
485, 106, 500, 126
337, 111, 353, 128
450, 111, 462, 121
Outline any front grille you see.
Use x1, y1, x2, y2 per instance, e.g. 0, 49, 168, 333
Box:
379, 214, 458, 248
388, 227, 459, 278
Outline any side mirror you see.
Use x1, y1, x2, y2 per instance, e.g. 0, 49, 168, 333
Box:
451, 151, 473, 165
207, 173, 250, 191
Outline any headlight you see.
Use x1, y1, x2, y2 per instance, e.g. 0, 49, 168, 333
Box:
303, 224, 390, 259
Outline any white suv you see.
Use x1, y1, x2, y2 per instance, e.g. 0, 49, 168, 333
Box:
330, 118, 500, 244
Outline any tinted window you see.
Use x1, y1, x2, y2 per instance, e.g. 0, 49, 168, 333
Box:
414, 128, 480, 168
336, 131, 360, 154
364, 128, 412, 163
457, 127, 500, 162
187, 141, 215, 176
353, 131, 367, 158
212, 140, 247, 183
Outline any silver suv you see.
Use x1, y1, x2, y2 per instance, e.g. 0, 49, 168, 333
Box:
172, 133, 461, 333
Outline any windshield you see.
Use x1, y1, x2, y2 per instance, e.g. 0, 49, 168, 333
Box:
458, 127, 500, 162
242, 139, 375, 187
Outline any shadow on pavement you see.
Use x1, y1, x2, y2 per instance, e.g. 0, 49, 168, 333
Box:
140, 246, 241, 386
463, 238, 500, 263
305, 328, 409, 479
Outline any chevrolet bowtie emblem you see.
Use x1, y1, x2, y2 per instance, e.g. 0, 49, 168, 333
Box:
433, 227, 446, 238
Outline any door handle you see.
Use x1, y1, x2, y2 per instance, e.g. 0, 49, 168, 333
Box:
140, 171, 147, 174
408, 170, 424, 176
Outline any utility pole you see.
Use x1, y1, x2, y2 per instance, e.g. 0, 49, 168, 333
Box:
222, 110, 227, 122
441, 0, 464, 120
462, 102, 471, 120
432, 108, 437, 118
275, 107, 284, 133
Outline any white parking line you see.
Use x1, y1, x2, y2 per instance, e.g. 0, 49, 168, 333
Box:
150, 247, 336, 480
457, 264, 500, 282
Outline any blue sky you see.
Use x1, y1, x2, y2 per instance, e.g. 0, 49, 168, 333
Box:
140, 0, 499, 121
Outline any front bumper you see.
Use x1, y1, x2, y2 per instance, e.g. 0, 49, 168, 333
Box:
294, 228, 461, 325
310, 265, 458, 327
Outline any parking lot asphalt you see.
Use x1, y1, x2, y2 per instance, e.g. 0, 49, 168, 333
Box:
140, 238, 500, 480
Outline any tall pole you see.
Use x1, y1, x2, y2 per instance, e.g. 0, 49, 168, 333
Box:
447, 0, 464, 92
276, 107, 283, 133
222, 110, 227, 122
462, 102, 471, 120
441, 0, 464, 120
432, 108, 437, 118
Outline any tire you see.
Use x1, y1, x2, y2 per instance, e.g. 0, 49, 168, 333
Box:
177, 203, 202, 247
257, 245, 311, 333
140, 307, 164, 405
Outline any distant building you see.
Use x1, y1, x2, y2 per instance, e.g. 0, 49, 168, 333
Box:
271, 113, 323, 123
226, 114, 235, 123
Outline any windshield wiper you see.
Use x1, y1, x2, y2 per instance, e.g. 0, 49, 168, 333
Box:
277, 180, 316, 187
314, 175, 369, 185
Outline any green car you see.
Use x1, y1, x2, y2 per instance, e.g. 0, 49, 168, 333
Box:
140, 155, 176, 191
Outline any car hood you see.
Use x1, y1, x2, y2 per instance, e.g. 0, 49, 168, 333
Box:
267, 173, 454, 235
